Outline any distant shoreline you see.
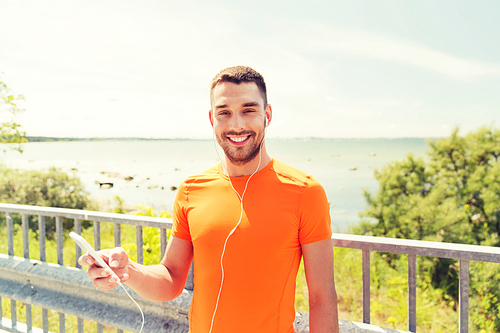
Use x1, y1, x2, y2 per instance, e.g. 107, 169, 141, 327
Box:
26, 136, 432, 142
26, 136, 193, 142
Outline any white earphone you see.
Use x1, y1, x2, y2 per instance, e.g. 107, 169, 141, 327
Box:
208, 116, 266, 333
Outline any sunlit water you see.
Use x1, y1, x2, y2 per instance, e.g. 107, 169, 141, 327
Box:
1, 138, 429, 232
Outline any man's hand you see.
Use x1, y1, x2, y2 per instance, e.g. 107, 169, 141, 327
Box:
78, 247, 130, 290
77, 237, 193, 303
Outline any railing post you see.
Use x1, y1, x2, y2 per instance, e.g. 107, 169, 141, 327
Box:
43, 308, 49, 332
114, 223, 121, 247
185, 262, 194, 291
39, 214, 49, 332
408, 254, 417, 332
7, 212, 14, 256
160, 228, 167, 259
362, 249, 370, 324
75, 219, 82, 268
459, 260, 469, 333
59, 312, 66, 333
78, 317, 84, 333
26, 303, 33, 333
38, 215, 46, 262
11, 298, 17, 330
136, 225, 144, 265
56, 216, 64, 265
94, 221, 101, 250
22, 214, 29, 259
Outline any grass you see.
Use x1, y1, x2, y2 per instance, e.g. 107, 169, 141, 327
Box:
1, 214, 460, 333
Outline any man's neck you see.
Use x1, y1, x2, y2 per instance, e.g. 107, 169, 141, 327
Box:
223, 152, 272, 177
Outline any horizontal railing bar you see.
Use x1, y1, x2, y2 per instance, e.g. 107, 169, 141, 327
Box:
332, 233, 500, 263
0, 203, 172, 229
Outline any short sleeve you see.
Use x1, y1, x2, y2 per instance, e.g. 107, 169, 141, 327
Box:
298, 178, 332, 245
171, 181, 192, 241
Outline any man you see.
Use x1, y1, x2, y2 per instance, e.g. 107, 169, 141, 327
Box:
80, 66, 339, 332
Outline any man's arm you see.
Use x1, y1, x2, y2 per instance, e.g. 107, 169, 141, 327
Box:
302, 237, 339, 333
79, 236, 193, 302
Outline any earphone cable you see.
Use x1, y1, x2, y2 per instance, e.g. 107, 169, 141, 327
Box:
117, 281, 145, 333
209, 133, 264, 333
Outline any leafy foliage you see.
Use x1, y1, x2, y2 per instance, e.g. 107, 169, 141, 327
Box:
356, 126, 500, 330
0, 164, 94, 236
0, 76, 28, 152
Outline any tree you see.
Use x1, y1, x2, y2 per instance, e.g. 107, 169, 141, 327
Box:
358, 126, 500, 245
1, 76, 28, 152
0, 165, 95, 237
356, 126, 500, 329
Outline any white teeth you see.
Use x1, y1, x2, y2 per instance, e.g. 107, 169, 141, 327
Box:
230, 136, 248, 142
230, 136, 248, 143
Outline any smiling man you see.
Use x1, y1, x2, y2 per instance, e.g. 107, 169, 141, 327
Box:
80, 66, 339, 333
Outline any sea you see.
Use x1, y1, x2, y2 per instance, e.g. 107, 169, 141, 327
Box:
0, 138, 429, 232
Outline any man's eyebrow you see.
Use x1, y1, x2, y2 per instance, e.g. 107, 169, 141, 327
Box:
215, 104, 228, 110
242, 102, 259, 107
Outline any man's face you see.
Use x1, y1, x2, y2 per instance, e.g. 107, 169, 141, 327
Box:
210, 81, 271, 166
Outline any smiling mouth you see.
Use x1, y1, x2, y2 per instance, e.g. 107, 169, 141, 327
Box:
228, 135, 251, 143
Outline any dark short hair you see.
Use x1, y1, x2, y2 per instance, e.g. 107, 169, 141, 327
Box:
210, 66, 267, 106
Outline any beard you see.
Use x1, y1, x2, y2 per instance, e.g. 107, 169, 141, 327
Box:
216, 129, 264, 166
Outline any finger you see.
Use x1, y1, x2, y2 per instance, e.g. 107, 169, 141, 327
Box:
92, 276, 119, 291
86, 265, 112, 280
120, 273, 130, 282
78, 254, 95, 266
108, 247, 128, 268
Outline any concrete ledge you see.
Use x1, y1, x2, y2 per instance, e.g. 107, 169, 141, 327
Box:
1, 254, 409, 333
0, 254, 188, 332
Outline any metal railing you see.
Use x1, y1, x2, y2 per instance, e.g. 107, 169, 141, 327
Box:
331, 233, 500, 332
0, 202, 191, 333
2, 203, 500, 332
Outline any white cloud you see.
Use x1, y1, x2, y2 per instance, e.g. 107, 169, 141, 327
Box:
281, 21, 500, 81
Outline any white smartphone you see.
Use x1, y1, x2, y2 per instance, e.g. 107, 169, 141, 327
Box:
70, 232, 144, 332
70, 232, 121, 283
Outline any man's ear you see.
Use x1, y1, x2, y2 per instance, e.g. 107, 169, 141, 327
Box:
209, 110, 214, 127
265, 104, 272, 127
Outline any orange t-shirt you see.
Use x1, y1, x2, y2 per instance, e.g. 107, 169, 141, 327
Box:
172, 159, 332, 333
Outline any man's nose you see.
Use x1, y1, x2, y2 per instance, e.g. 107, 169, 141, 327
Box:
229, 114, 245, 131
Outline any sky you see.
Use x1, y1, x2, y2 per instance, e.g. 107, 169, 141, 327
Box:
0, 0, 499, 139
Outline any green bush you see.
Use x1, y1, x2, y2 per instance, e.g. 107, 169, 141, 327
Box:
0, 164, 95, 236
